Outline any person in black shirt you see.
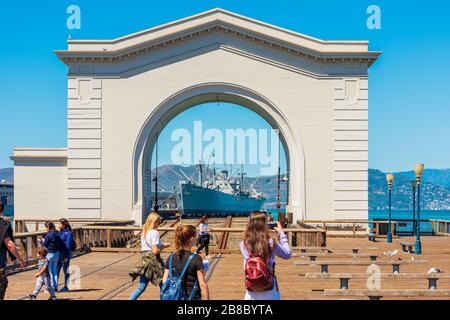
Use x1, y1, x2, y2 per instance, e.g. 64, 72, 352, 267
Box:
0, 201, 26, 300
162, 225, 209, 300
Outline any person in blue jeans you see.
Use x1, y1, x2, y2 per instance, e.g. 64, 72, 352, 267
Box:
40, 221, 65, 292
57, 218, 74, 292
129, 212, 170, 300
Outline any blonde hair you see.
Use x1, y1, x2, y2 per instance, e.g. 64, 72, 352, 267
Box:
142, 212, 161, 236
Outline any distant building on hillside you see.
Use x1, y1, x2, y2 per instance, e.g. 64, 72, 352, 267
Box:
0, 180, 14, 216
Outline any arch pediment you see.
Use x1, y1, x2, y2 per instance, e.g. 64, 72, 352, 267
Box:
55, 8, 380, 68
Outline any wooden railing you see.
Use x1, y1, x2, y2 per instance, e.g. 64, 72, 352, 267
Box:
6, 226, 135, 272
430, 220, 450, 236
13, 218, 135, 233
6, 224, 325, 271
300, 220, 398, 238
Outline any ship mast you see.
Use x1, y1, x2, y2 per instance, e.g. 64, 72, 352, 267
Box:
197, 162, 203, 187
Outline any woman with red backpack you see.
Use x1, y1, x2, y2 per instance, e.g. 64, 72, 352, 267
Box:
240, 211, 291, 300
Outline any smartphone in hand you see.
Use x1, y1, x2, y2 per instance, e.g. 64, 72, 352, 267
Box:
268, 222, 277, 230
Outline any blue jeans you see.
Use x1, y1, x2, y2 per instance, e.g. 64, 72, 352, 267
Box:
128, 276, 149, 300
58, 252, 72, 288
46, 251, 60, 291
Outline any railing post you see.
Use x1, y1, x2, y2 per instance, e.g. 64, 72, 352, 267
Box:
107, 229, 111, 248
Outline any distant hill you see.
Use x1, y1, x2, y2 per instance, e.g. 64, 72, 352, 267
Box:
2, 165, 449, 210
369, 169, 450, 211
0, 168, 13, 183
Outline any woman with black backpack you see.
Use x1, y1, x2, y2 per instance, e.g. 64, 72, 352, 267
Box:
57, 218, 75, 292
160, 225, 209, 300
240, 211, 291, 300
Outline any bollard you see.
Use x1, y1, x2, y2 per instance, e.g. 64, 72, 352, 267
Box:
339, 278, 350, 290
392, 264, 400, 274
428, 278, 437, 290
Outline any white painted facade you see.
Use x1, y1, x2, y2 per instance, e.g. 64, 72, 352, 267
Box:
11, 9, 380, 224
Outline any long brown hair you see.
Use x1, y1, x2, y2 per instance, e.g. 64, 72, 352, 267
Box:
175, 225, 197, 253
244, 211, 272, 261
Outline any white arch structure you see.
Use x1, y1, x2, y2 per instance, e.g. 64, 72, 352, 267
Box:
132, 82, 305, 222
12, 8, 380, 224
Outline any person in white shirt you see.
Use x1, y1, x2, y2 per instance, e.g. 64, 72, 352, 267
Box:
196, 215, 210, 258
129, 212, 170, 300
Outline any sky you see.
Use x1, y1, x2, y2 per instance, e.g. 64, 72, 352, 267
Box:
1, 0, 449, 173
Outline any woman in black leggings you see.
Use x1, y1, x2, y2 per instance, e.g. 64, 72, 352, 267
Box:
196, 216, 210, 258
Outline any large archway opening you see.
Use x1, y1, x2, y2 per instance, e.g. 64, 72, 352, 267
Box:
132, 83, 305, 225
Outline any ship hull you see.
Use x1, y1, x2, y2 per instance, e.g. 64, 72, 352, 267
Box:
176, 183, 265, 217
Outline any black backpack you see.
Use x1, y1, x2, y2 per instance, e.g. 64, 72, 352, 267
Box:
0, 218, 16, 261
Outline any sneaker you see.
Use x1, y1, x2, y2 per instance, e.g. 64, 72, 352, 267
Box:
28, 294, 36, 300
48, 296, 57, 300
60, 287, 69, 293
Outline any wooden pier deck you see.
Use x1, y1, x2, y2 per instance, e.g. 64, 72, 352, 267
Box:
5, 234, 450, 300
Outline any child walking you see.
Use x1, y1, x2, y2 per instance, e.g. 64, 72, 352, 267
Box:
196, 215, 210, 258
29, 247, 56, 300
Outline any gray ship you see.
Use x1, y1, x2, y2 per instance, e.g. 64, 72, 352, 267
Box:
176, 167, 265, 217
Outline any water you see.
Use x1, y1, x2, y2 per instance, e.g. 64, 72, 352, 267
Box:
266, 209, 449, 234
369, 210, 450, 235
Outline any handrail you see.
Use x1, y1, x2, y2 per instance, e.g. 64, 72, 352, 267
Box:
79, 225, 326, 233
430, 219, 450, 236
300, 220, 398, 237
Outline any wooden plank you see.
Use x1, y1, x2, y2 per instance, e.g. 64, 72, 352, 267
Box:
294, 260, 427, 266
324, 289, 450, 297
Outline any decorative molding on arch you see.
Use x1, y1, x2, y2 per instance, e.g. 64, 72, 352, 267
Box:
131, 82, 306, 224
55, 8, 380, 66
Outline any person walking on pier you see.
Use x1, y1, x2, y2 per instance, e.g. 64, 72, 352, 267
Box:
57, 218, 75, 292
240, 211, 291, 300
129, 212, 170, 300
196, 215, 210, 258
0, 201, 26, 300
41, 221, 65, 292
161, 225, 210, 300
28, 246, 56, 300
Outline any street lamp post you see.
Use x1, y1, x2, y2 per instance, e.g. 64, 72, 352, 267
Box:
386, 173, 394, 243
411, 180, 417, 236
414, 164, 424, 254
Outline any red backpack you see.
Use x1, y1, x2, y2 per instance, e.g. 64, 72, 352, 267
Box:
245, 252, 274, 292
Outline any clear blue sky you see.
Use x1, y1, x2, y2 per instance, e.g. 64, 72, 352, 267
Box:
1, 0, 449, 173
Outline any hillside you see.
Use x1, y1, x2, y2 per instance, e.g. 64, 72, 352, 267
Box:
2, 166, 449, 210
